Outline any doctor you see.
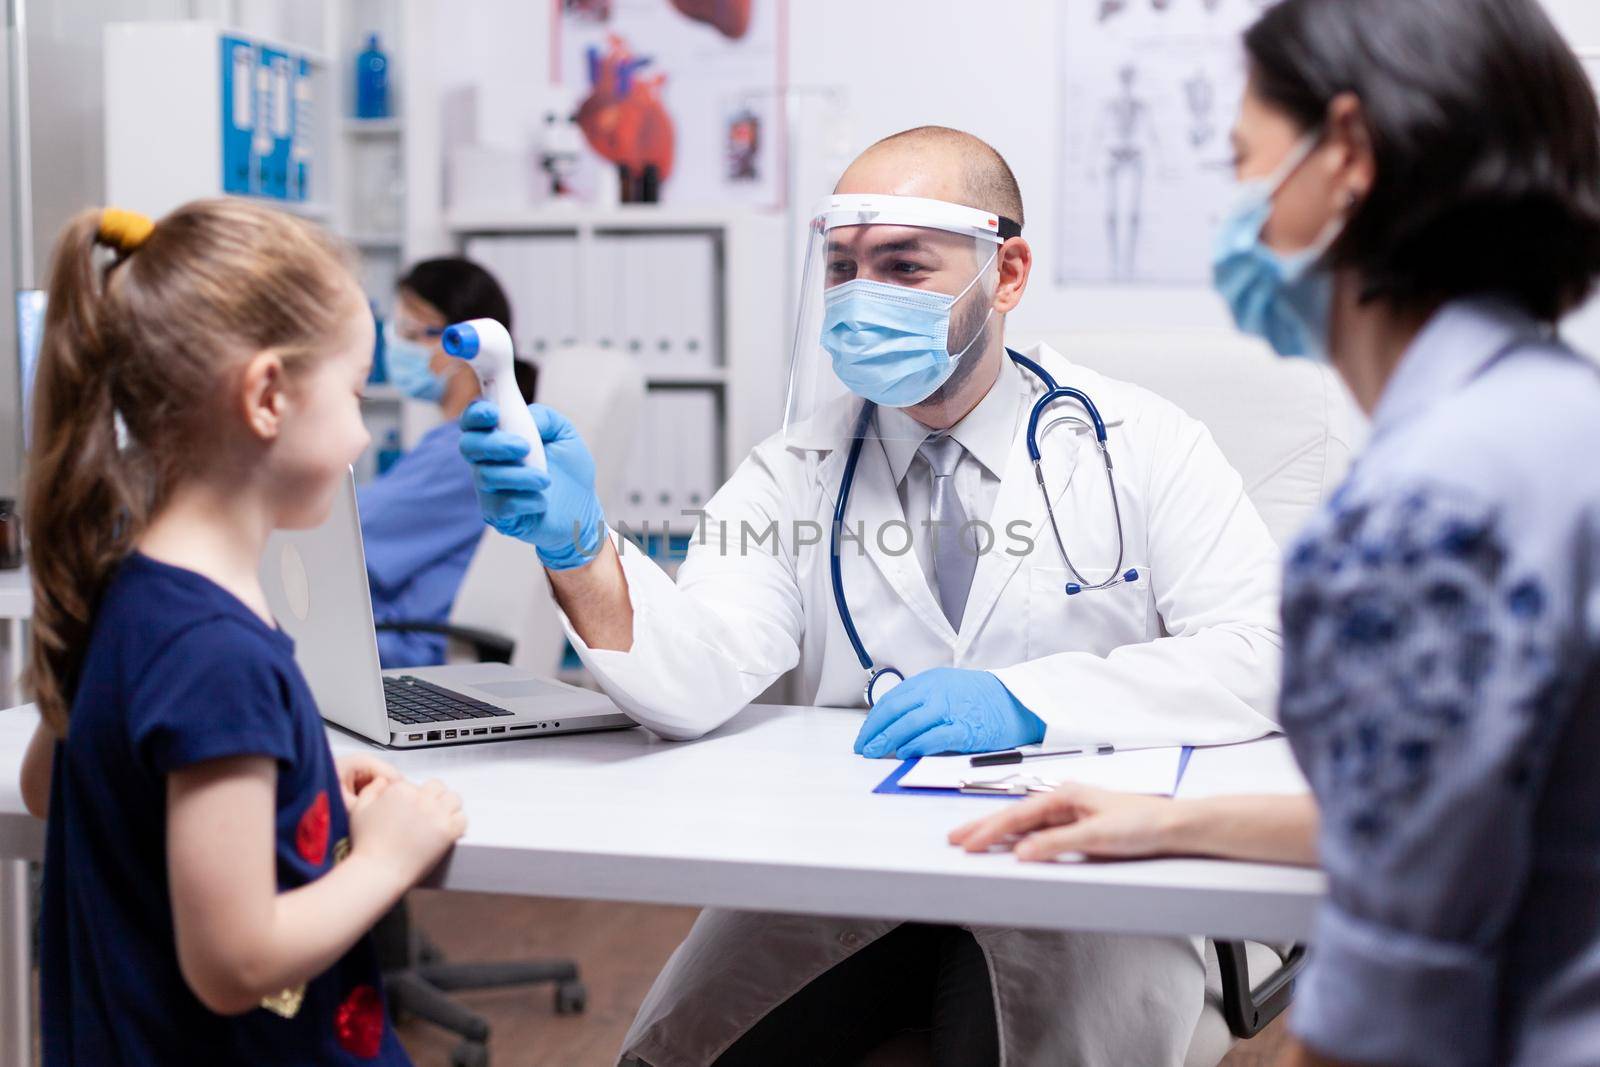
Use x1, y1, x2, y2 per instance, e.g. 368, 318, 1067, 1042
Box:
461, 127, 1284, 1065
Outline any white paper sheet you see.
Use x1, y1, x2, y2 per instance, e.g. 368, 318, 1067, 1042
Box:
1175, 736, 1309, 799
897, 746, 1186, 796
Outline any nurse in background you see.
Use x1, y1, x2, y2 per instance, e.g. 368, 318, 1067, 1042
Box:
360, 258, 535, 667
955, 1, 1600, 1065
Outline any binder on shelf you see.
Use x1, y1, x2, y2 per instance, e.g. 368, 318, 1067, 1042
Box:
588, 236, 622, 351
508, 238, 542, 356
551, 237, 581, 349
525, 238, 551, 356
651, 389, 674, 519
291, 57, 314, 201
618, 389, 657, 530
646, 237, 674, 367
678, 389, 719, 512
679, 234, 718, 372
272, 52, 295, 199
252, 46, 288, 199
220, 36, 256, 195
625, 236, 654, 362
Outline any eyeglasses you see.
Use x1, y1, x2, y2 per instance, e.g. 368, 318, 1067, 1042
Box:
393, 320, 446, 344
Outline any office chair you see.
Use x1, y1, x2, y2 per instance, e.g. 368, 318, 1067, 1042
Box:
374, 344, 645, 1066
377, 904, 586, 1067
841, 939, 1308, 1067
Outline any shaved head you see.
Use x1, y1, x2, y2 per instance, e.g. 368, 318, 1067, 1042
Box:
835, 126, 1024, 230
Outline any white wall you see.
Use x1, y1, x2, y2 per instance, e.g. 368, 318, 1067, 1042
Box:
434, 0, 1600, 351
788, 0, 1600, 344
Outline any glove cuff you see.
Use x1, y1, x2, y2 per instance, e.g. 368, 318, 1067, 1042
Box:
537, 516, 609, 571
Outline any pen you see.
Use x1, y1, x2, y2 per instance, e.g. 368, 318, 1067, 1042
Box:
968, 743, 1115, 768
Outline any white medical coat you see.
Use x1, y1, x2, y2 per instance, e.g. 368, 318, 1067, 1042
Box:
564, 342, 1285, 1065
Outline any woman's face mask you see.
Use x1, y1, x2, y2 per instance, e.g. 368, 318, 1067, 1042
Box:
819, 248, 999, 408
1212, 131, 1346, 361
383, 318, 447, 402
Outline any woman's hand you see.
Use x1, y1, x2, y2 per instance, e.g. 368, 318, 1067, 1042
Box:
334, 752, 401, 809
949, 783, 1182, 861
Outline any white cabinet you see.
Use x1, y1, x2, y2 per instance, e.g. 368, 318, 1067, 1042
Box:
452, 207, 785, 541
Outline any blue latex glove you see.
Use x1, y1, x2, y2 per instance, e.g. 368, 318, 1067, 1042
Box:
458, 400, 606, 570
853, 668, 1046, 759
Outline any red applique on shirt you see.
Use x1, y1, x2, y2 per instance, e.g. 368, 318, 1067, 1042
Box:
295, 790, 330, 866
335, 984, 385, 1058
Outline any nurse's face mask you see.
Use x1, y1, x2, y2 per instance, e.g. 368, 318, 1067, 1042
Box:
784, 194, 1016, 448
384, 315, 448, 402
1212, 128, 1348, 361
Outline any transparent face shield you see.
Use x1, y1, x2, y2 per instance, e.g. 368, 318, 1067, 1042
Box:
783, 194, 1011, 444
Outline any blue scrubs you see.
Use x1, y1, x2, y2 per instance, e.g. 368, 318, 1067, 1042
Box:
1283, 298, 1600, 1067
357, 422, 485, 668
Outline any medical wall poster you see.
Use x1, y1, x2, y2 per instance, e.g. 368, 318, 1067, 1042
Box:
555, 0, 786, 207
1055, 0, 1274, 285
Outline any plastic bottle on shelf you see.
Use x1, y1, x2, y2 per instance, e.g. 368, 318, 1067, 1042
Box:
356, 34, 390, 119
368, 304, 387, 384
375, 429, 403, 476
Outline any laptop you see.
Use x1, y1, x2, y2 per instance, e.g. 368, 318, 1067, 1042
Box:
260, 469, 634, 748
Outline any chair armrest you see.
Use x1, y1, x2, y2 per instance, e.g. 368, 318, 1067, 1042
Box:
1215, 940, 1308, 1038
374, 619, 515, 664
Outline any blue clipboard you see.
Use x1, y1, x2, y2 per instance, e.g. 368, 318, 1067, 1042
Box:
873, 747, 1195, 799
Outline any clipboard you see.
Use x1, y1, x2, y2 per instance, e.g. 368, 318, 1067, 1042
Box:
873, 747, 1195, 799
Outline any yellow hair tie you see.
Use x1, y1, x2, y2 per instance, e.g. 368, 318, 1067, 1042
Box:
98, 208, 155, 254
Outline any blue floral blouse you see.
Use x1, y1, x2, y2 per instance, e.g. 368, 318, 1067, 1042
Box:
1284, 297, 1600, 1067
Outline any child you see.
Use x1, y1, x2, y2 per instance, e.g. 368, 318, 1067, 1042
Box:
16, 200, 465, 1064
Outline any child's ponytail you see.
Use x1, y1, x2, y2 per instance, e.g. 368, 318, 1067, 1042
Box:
25, 210, 156, 731
22, 201, 351, 732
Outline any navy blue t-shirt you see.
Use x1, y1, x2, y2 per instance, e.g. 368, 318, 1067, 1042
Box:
40, 554, 411, 1065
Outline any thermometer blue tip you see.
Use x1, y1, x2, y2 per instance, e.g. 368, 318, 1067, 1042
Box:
441, 322, 480, 359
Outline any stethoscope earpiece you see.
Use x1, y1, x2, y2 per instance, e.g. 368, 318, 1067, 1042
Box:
1064, 568, 1139, 597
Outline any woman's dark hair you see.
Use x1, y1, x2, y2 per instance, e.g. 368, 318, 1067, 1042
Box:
398, 256, 536, 402
1246, 0, 1600, 322
398, 256, 514, 334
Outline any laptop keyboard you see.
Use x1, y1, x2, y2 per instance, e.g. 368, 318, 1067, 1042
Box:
384, 676, 516, 725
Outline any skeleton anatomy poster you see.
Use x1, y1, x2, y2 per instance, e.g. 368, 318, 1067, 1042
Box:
1056, 0, 1273, 284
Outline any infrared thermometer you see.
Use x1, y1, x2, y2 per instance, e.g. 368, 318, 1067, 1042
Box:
441, 318, 547, 472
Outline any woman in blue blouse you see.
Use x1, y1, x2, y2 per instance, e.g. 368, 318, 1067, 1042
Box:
954, 1, 1600, 1064
359, 258, 536, 667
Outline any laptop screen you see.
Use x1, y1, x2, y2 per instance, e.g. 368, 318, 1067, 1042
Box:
16, 290, 45, 449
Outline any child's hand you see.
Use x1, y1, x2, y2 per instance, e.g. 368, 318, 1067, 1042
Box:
348, 777, 467, 888
334, 753, 401, 809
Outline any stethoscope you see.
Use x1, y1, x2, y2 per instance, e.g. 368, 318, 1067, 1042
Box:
832, 348, 1140, 707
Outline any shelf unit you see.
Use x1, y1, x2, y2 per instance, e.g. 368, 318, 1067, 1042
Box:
318, 0, 443, 481
446, 207, 786, 535
103, 22, 336, 219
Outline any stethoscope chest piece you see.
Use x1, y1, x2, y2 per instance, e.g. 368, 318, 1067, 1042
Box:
865, 666, 904, 708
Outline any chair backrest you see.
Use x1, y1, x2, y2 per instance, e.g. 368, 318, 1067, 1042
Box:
447, 344, 646, 672
1023, 330, 1367, 547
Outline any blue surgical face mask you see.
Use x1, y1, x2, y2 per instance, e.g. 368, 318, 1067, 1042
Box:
1212, 133, 1345, 361
383, 319, 447, 402
820, 249, 999, 408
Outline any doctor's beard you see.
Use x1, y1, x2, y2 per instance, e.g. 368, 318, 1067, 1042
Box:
909, 285, 997, 418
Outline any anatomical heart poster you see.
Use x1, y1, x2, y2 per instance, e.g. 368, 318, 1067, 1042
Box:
556, 0, 786, 207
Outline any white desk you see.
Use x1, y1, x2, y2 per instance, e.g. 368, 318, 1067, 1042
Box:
0, 570, 28, 711
0, 702, 1324, 1067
